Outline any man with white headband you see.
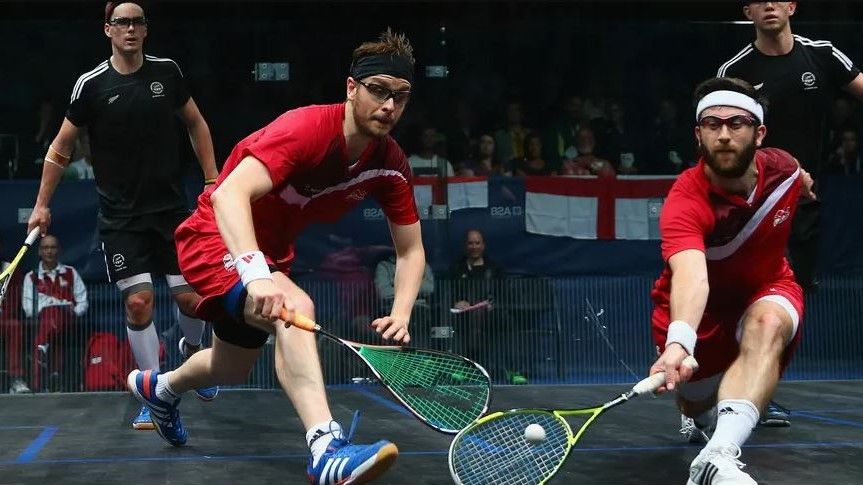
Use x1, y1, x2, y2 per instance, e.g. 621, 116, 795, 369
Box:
126, 29, 425, 484
718, 0, 863, 430
648, 76, 815, 485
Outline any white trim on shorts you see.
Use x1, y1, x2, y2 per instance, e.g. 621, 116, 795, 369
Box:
116, 273, 153, 292
165, 274, 189, 289
735, 294, 800, 344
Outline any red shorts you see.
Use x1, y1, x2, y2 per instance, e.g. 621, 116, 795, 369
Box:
652, 278, 804, 381
174, 217, 290, 323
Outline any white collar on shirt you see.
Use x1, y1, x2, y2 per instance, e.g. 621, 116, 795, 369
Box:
37, 262, 69, 277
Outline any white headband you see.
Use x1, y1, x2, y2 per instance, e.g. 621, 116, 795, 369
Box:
695, 90, 764, 124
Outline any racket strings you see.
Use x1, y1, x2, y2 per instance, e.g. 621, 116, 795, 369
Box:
451, 412, 570, 485
358, 347, 489, 431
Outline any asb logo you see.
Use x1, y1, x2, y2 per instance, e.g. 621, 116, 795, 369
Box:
490, 206, 523, 218
363, 208, 385, 220
773, 207, 791, 227
150, 81, 164, 96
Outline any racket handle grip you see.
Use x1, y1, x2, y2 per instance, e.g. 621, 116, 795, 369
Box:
25, 228, 41, 246
279, 308, 317, 332
633, 355, 699, 395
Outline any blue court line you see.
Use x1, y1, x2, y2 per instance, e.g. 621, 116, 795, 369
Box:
793, 411, 863, 429
351, 386, 411, 416
2, 441, 862, 466
0, 426, 47, 430
15, 426, 58, 464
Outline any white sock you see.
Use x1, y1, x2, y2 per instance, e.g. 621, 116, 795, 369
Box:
127, 321, 161, 372
306, 421, 344, 467
705, 399, 759, 452
155, 372, 181, 403
178, 311, 205, 347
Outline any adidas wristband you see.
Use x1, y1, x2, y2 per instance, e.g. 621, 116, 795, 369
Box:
234, 250, 272, 287
666, 320, 697, 356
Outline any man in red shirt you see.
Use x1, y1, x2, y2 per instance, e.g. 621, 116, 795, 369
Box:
127, 29, 425, 484
649, 77, 815, 485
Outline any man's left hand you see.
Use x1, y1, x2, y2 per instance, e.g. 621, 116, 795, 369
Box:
371, 315, 411, 344
800, 168, 817, 201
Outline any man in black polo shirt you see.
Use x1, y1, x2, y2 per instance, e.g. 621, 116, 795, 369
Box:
714, 0, 863, 430
27, 2, 221, 429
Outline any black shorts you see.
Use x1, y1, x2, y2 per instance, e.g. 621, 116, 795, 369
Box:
214, 280, 270, 349
100, 210, 190, 282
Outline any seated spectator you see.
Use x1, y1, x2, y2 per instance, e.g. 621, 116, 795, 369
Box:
446, 99, 480, 168
642, 98, 693, 175
458, 134, 509, 176
513, 132, 556, 176
560, 127, 616, 177
591, 100, 639, 174
22, 235, 88, 391
542, 94, 585, 167
63, 132, 94, 181
1, 234, 30, 394
448, 229, 523, 384
374, 251, 435, 347
824, 128, 862, 175
408, 126, 454, 177
494, 100, 530, 166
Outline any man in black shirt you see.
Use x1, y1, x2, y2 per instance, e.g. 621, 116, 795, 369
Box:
27, 2, 220, 429
716, 0, 863, 430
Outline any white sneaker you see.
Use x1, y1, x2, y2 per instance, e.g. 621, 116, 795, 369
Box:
680, 415, 710, 444
687, 445, 757, 485
9, 378, 31, 394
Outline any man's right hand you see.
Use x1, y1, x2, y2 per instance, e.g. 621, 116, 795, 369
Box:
454, 300, 471, 311
649, 344, 697, 394
27, 206, 51, 236
246, 278, 294, 322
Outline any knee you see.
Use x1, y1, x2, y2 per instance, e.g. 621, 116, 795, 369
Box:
174, 292, 201, 317
125, 293, 154, 325
740, 312, 787, 355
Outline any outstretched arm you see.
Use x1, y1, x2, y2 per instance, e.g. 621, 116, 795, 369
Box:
28, 119, 80, 236
177, 97, 218, 183
371, 220, 425, 344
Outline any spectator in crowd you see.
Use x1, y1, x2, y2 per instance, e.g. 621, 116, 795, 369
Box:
32, 99, 61, 169
542, 94, 585, 167
592, 100, 639, 174
458, 134, 508, 176
446, 99, 480, 170
560, 127, 616, 177
63, 131, 94, 181
375, 251, 435, 347
408, 126, 454, 176
0, 234, 31, 394
514, 131, 555, 176
826, 97, 860, 156
824, 128, 861, 175
643, 98, 693, 175
448, 229, 522, 384
22, 235, 88, 391
495, 100, 530, 166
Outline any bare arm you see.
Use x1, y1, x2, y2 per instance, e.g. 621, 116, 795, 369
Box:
668, 249, 710, 335
842, 73, 863, 102
177, 98, 218, 182
210, 155, 271, 257
27, 119, 80, 235
371, 220, 425, 344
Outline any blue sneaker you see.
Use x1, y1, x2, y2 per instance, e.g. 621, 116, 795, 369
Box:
759, 400, 791, 427
131, 405, 155, 430
179, 337, 220, 401
307, 411, 398, 484
127, 369, 188, 447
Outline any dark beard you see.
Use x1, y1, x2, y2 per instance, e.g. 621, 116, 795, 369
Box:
351, 103, 384, 138
701, 136, 757, 179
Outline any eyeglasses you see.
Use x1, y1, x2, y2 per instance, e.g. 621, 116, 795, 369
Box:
697, 115, 759, 131
357, 80, 411, 105
108, 16, 147, 27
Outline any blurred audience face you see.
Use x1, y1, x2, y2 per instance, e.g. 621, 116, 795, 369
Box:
465, 230, 486, 260
38, 235, 60, 269
841, 130, 858, 157
525, 134, 543, 159
506, 102, 523, 126
420, 127, 438, 151
575, 128, 596, 156
478, 135, 495, 159
563, 95, 584, 124
744, 1, 796, 34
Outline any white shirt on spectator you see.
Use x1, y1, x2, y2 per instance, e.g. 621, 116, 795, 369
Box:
22, 262, 88, 318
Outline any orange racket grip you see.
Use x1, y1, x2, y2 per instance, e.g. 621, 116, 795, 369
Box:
279, 309, 317, 332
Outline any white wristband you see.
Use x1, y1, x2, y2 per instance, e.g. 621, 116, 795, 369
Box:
666, 320, 697, 356
234, 251, 272, 287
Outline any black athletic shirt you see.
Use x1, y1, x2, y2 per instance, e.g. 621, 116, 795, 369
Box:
717, 35, 860, 175
66, 55, 191, 220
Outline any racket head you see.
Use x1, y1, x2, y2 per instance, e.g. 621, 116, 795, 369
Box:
449, 409, 574, 485
351, 343, 491, 433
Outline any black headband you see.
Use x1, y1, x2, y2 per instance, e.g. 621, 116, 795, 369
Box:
350, 54, 413, 84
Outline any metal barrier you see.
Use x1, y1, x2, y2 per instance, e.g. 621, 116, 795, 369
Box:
1, 276, 861, 394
